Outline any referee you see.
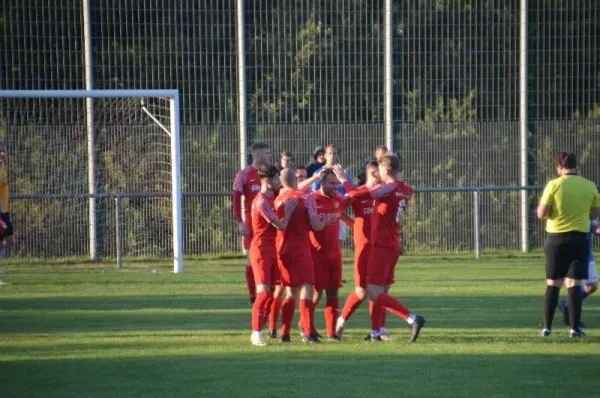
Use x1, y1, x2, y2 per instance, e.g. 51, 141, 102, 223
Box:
537, 152, 599, 338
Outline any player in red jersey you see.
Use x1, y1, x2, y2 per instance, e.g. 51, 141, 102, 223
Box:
334, 160, 382, 339
233, 141, 271, 305
249, 164, 298, 346
266, 164, 327, 338
275, 168, 336, 343
334, 155, 426, 343
307, 169, 352, 340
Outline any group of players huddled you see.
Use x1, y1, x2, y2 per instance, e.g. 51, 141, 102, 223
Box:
233, 142, 425, 345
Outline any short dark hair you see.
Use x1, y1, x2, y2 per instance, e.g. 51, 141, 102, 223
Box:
319, 168, 337, 184
554, 152, 577, 169
281, 151, 293, 158
366, 160, 379, 170
257, 164, 279, 179
379, 154, 401, 172
251, 141, 270, 152
374, 145, 388, 152
294, 165, 306, 171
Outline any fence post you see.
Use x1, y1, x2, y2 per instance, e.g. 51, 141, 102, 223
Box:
474, 190, 481, 259
82, 0, 97, 261
115, 195, 123, 268
519, 0, 530, 252
383, 0, 393, 152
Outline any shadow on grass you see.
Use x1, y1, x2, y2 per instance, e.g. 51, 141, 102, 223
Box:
0, 294, 563, 334
0, 352, 597, 398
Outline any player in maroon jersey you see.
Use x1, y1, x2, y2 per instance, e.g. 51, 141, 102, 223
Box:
266, 164, 327, 338
275, 168, 337, 343
248, 164, 298, 346
306, 169, 353, 340
334, 155, 426, 342
233, 142, 271, 305
334, 160, 385, 339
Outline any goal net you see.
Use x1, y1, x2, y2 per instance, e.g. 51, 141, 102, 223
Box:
0, 90, 183, 273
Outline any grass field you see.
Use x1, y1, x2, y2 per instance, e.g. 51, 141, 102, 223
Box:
1, 253, 599, 397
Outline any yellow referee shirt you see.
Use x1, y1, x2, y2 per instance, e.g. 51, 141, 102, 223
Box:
0, 164, 8, 213
539, 174, 599, 233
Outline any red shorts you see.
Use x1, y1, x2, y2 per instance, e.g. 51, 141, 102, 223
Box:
366, 245, 399, 286
354, 244, 371, 288
242, 219, 253, 251
278, 250, 315, 287
313, 254, 343, 291
250, 253, 280, 286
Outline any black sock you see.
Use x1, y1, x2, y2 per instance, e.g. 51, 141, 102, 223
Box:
567, 286, 582, 330
543, 286, 560, 330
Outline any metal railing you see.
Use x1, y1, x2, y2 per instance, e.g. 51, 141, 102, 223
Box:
10, 185, 556, 263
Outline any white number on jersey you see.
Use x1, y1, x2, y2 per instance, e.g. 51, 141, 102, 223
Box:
396, 199, 407, 223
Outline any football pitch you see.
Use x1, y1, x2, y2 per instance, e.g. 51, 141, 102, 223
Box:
1, 253, 598, 397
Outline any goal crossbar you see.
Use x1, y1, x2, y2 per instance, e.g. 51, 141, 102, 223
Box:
0, 89, 184, 273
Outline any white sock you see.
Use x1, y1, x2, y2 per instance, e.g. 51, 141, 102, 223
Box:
252, 331, 262, 337
406, 313, 416, 325
379, 327, 387, 333
370, 329, 380, 337
337, 317, 345, 327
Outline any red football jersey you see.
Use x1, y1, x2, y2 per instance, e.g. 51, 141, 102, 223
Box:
309, 191, 350, 255
351, 193, 375, 247
250, 191, 278, 256
233, 166, 261, 221
274, 188, 317, 255
346, 181, 413, 249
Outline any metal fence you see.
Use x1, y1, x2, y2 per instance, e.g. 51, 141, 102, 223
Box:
10, 186, 545, 260
1, 1, 599, 259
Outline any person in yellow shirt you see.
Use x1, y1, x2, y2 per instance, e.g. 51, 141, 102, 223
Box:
0, 144, 14, 285
537, 151, 599, 338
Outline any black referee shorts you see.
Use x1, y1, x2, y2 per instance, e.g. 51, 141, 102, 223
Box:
544, 231, 588, 280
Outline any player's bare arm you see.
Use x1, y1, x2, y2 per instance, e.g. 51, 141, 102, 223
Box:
536, 203, 551, 219
298, 168, 323, 191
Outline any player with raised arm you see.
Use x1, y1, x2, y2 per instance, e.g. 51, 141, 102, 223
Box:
233, 141, 271, 305
307, 169, 352, 341
266, 164, 322, 338
335, 161, 381, 339
334, 155, 426, 343
275, 168, 337, 343
249, 165, 298, 346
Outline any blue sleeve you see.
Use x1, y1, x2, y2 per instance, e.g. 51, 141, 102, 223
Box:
311, 180, 321, 191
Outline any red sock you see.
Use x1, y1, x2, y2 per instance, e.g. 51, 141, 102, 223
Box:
376, 293, 410, 320
380, 309, 387, 329
300, 299, 315, 337
369, 300, 383, 331
269, 297, 282, 331
251, 291, 268, 331
325, 297, 339, 337
245, 265, 255, 300
259, 291, 274, 330
280, 298, 295, 337
341, 292, 364, 323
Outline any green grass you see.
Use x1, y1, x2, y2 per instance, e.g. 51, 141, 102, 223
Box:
0, 253, 598, 397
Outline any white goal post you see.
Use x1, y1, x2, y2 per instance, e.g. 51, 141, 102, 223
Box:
0, 89, 184, 273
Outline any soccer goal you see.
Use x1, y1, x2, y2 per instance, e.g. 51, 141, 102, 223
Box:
0, 90, 183, 273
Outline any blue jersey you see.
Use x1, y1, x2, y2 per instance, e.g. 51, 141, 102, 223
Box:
311, 166, 354, 194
